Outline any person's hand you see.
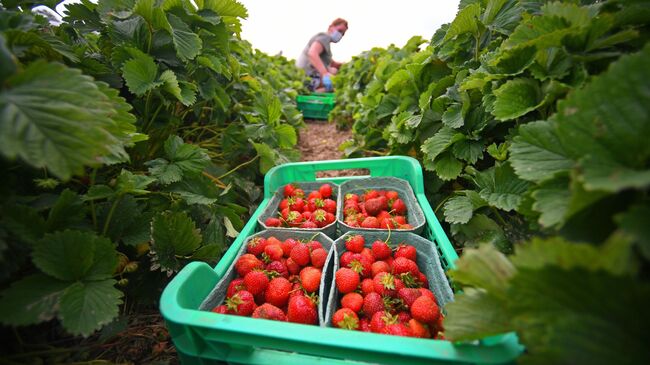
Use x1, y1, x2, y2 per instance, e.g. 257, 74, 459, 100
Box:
328, 66, 338, 75
322, 73, 333, 92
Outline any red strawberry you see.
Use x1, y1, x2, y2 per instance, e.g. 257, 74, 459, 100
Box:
371, 261, 391, 277
227, 278, 245, 298
310, 248, 328, 269
323, 199, 337, 214
376, 210, 392, 221
266, 260, 289, 278
319, 184, 333, 198
360, 247, 375, 263
335, 268, 360, 294
283, 184, 296, 198
332, 308, 359, 330
287, 295, 317, 325
247, 237, 267, 256
383, 323, 413, 337
392, 257, 420, 277
226, 290, 256, 316
360, 278, 375, 296
290, 244, 311, 267
400, 224, 414, 230
243, 271, 269, 295
324, 212, 336, 226
307, 198, 325, 212
360, 216, 380, 229
340, 251, 355, 268
299, 266, 321, 293
302, 210, 313, 221
362, 292, 384, 317
418, 272, 429, 288
264, 217, 282, 227
235, 254, 264, 277
340, 292, 364, 313
398, 288, 422, 308
418, 288, 437, 302
302, 221, 318, 228
279, 198, 290, 210
410, 296, 440, 324
373, 272, 397, 297
286, 211, 304, 227
370, 311, 395, 333
312, 209, 329, 228
280, 207, 291, 219
394, 244, 417, 261
265, 277, 292, 308
379, 218, 399, 229
211, 304, 231, 314
359, 318, 371, 332
286, 257, 301, 275
348, 254, 372, 278
408, 318, 431, 338
385, 191, 399, 201
396, 311, 412, 324
345, 193, 359, 202
289, 282, 304, 298
308, 241, 323, 251
264, 244, 284, 261
293, 188, 305, 198
363, 190, 379, 201
281, 238, 299, 257
344, 214, 361, 227
371, 240, 392, 260
308, 190, 322, 200
252, 303, 287, 321
390, 199, 407, 215
289, 197, 305, 212
364, 197, 386, 216
393, 215, 407, 225
345, 235, 365, 253
344, 205, 360, 217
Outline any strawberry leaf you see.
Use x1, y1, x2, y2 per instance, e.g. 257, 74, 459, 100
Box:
0, 274, 69, 326
58, 280, 123, 337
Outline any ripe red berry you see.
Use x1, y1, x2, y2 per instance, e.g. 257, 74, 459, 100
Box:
319, 184, 333, 198
235, 254, 264, 277
362, 292, 384, 317
246, 237, 267, 256
340, 292, 364, 313
310, 248, 328, 269
390, 198, 407, 215
252, 303, 287, 321
371, 240, 392, 260
410, 296, 440, 324
332, 308, 359, 330
226, 278, 245, 298
345, 234, 365, 253
287, 295, 317, 325
265, 277, 292, 308
360, 216, 380, 229
264, 244, 284, 261
283, 184, 296, 198
243, 270, 269, 295
290, 244, 311, 267
335, 268, 360, 294
299, 266, 322, 293
394, 244, 417, 261
225, 290, 256, 316
264, 217, 282, 227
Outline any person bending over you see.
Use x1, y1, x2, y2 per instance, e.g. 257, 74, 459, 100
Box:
296, 18, 348, 92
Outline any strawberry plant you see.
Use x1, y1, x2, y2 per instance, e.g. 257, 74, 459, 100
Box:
0, 0, 306, 347
331, 0, 650, 362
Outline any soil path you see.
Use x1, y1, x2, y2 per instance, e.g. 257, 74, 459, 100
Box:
297, 120, 368, 177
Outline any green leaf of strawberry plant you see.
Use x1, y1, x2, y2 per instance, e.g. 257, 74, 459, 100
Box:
473, 162, 531, 212
147, 135, 210, 185
0, 274, 69, 326
0, 61, 138, 180
58, 280, 123, 337
150, 211, 202, 274
32, 230, 118, 282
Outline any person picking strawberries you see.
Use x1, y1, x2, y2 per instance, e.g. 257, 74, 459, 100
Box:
296, 18, 348, 92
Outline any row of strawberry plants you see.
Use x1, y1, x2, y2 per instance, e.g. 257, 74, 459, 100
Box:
330, 0, 650, 363
0, 0, 306, 347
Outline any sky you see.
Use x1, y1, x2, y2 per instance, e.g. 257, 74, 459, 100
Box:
238, 1, 460, 62
52, 1, 460, 62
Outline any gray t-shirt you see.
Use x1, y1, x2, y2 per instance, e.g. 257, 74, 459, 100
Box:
296, 32, 332, 76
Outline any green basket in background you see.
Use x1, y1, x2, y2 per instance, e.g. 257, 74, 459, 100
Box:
297, 93, 335, 120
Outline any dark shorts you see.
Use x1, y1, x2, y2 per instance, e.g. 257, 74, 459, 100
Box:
307, 72, 321, 92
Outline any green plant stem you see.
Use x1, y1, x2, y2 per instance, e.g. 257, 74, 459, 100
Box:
102, 195, 122, 236
89, 168, 98, 230
434, 195, 452, 214
217, 155, 260, 180
142, 91, 153, 132
490, 207, 508, 227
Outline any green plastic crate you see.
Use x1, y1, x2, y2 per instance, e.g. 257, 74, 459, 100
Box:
160, 156, 524, 365
296, 93, 335, 120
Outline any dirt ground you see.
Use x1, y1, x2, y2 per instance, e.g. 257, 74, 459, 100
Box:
298, 120, 368, 177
